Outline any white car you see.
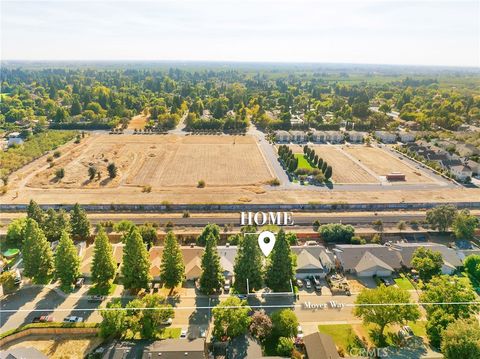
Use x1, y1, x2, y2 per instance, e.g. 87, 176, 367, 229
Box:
296, 325, 304, 339
161, 318, 173, 325
63, 316, 84, 323
180, 329, 188, 339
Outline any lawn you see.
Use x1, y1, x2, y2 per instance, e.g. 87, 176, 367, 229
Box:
318, 324, 363, 353
407, 321, 427, 339
394, 275, 415, 290
160, 327, 181, 339
294, 154, 315, 170
88, 283, 117, 295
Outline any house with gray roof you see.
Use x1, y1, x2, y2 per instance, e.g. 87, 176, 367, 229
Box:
291, 246, 335, 278
304, 332, 341, 359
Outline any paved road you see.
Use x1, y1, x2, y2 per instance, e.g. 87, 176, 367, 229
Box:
0, 285, 421, 335
0, 211, 436, 227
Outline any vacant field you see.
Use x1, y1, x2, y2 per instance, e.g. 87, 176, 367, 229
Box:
343, 146, 434, 183
127, 113, 148, 130
4, 335, 103, 358
25, 134, 274, 189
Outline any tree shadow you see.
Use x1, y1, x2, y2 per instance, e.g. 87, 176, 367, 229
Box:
0, 286, 44, 329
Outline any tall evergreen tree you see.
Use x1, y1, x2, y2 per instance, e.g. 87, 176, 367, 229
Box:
70, 203, 90, 240
197, 223, 220, 246
26, 199, 44, 227
43, 208, 71, 242
265, 230, 296, 292
55, 230, 80, 290
200, 233, 224, 294
122, 227, 151, 291
22, 218, 54, 284
91, 226, 117, 290
233, 232, 263, 293
160, 231, 185, 291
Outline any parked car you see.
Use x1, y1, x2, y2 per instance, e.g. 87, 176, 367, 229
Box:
88, 295, 105, 302
304, 279, 312, 289
64, 316, 84, 323
32, 315, 54, 323
75, 277, 85, 288
236, 294, 247, 300
296, 325, 304, 339
180, 329, 188, 339
223, 279, 231, 293
161, 318, 173, 325
296, 279, 303, 288
199, 328, 206, 338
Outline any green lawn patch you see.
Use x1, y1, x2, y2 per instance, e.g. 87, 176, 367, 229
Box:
294, 154, 315, 170
88, 283, 117, 296
160, 327, 181, 339
318, 324, 363, 353
407, 320, 427, 339
394, 275, 415, 290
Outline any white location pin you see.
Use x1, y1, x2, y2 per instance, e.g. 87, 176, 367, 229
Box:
258, 231, 276, 257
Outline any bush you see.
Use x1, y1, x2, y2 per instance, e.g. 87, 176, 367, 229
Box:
53, 150, 61, 158
55, 168, 65, 179
276, 337, 294, 356
268, 178, 280, 186
351, 236, 366, 245
142, 185, 152, 193
197, 180, 206, 188
319, 223, 355, 243
183, 210, 190, 218
107, 163, 117, 178
271, 309, 298, 338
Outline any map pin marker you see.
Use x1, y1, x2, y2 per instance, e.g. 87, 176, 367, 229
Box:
258, 231, 276, 257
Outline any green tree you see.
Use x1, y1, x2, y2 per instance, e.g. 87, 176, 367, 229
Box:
411, 247, 443, 283
426, 309, 456, 349
54, 230, 80, 291
265, 229, 296, 292
213, 296, 251, 339
107, 162, 117, 178
197, 223, 220, 246
42, 208, 71, 242
138, 224, 157, 249
233, 231, 263, 293
91, 226, 117, 291
100, 299, 127, 338
26, 199, 44, 227
324, 165, 332, 180
276, 337, 294, 357
463, 254, 480, 280
113, 220, 135, 235
319, 223, 355, 243
122, 227, 151, 291
426, 205, 458, 232
160, 231, 185, 291
0, 271, 18, 293
55, 168, 65, 179
200, 233, 224, 294
354, 285, 420, 345
271, 309, 299, 338
249, 310, 272, 340
441, 317, 480, 359
22, 219, 54, 284
6, 218, 26, 246
70, 97, 82, 116
70, 203, 90, 240
125, 294, 174, 339
452, 209, 479, 240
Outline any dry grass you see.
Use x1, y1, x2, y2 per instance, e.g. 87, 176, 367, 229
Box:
344, 146, 435, 183
127, 113, 148, 130
4, 335, 103, 359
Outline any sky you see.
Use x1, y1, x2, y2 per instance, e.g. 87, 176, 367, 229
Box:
1, 0, 479, 67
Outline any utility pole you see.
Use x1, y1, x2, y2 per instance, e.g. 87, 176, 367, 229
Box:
246, 278, 250, 295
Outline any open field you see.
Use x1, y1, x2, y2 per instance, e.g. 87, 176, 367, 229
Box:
127, 113, 148, 130
3, 335, 103, 358
343, 146, 434, 183
310, 145, 379, 184
20, 133, 274, 189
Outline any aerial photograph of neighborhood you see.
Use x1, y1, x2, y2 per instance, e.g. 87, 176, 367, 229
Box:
0, 0, 479, 358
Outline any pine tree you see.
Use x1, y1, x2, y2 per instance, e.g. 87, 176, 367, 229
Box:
325, 165, 333, 180
160, 231, 185, 291
200, 233, 224, 294
233, 232, 263, 293
197, 223, 220, 246
70, 97, 82, 115
265, 230, 296, 292
27, 199, 44, 227
91, 226, 117, 290
122, 227, 151, 291
43, 208, 71, 242
70, 203, 90, 240
55, 230, 80, 291
22, 218, 54, 284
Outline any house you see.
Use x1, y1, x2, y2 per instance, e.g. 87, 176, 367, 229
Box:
290, 114, 304, 125
80, 243, 123, 277
291, 246, 335, 279
304, 332, 341, 359
325, 131, 344, 144
149, 246, 204, 281
398, 131, 416, 143
0, 347, 48, 359
456, 143, 480, 157
100, 339, 207, 359
450, 164, 473, 181
311, 130, 327, 143
7, 132, 24, 147
466, 160, 480, 175
347, 131, 366, 143
290, 130, 307, 143
334, 244, 402, 277
217, 245, 237, 279
375, 131, 397, 144
275, 130, 291, 143
392, 243, 463, 274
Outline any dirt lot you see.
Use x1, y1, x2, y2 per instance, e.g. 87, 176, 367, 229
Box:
343, 146, 434, 183
23, 133, 274, 189
3, 335, 102, 358
127, 113, 148, 130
